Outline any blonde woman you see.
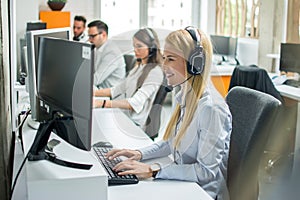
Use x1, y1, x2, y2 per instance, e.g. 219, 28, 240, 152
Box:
106, 27, 232, 200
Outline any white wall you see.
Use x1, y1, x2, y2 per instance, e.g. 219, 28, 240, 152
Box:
38, 0, 97, 38
14, 0, 99, 77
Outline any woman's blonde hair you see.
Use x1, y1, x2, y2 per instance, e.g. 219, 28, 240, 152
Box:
163, 28, 213, 148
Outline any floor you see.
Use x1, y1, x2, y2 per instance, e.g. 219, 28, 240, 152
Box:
258, 152, 299, 200
158, 97, 299, 200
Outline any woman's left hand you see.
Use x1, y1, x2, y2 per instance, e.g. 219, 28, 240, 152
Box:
113, 159, 152, 179
93, 99, 103, 108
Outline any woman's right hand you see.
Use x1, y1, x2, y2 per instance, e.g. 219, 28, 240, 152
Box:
106, 149, 142, 161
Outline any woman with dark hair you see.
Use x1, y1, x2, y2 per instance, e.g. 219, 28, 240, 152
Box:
94, 28, 164, 132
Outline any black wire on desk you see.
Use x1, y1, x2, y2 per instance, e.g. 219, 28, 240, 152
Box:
10, 154, 28, 200
16, 109, 31, 153
10, 109, 31, 199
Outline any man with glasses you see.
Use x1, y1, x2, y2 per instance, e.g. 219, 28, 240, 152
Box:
73, 15, 88, 42
88, 20, 126, 89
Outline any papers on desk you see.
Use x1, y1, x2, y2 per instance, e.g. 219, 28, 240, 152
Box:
271, 74, 287, 85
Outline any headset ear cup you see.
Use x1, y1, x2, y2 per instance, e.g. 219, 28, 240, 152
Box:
187, 46, 205, 75
148, 44, 156, 58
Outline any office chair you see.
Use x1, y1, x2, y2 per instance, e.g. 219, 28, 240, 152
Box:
228, 65, 294, 178
225, 86, 281, 200
144, 75, 168, 140
123, 54, 136, 74
228, 65, 284, 103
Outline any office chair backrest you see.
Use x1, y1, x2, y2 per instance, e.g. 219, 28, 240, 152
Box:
123, 54, 136, 73
144, 74, 168, 140
225, 86, 281, 200
228, 65, 284, 103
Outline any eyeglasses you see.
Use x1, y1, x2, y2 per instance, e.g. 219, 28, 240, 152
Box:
88, 32, 102, 39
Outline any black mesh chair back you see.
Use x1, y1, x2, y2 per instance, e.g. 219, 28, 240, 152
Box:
225, 86, 281, 200
123, 54, 136, 74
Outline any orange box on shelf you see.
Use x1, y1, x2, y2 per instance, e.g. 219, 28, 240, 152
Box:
40, 11, 70, 29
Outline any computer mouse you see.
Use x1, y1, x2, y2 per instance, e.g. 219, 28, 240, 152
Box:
93, 141, 113, 148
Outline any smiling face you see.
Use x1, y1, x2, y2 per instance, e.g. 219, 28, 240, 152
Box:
163, 43, 187, 86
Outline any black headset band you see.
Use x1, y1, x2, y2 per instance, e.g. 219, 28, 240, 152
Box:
185, 26, 201, 46
184, 26, 205, 75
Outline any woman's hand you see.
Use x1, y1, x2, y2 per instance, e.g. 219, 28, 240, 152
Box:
113, 159, 152, 179
106, 149, 142, 161
93, 99, 103, 108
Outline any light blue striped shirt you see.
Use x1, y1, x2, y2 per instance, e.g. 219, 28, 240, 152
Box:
139, 83, 232, 200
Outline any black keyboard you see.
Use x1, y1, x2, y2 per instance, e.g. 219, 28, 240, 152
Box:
284, 79, 300, 88
93, 146, 139, 186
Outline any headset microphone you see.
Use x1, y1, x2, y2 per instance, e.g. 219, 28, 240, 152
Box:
136, 52, 154, 63
165, 76, 193, 92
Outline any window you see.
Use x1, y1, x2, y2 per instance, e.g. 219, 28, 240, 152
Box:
100, 0, 140, 37
147, 0, 192, 30
286, 0, 300, 43
216, 0, 260, 38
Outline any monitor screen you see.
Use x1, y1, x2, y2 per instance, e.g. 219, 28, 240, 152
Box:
210, 35, 238, 57
35, 37, 94, 151
280, 43, 300, 74
26, 27, 71, 122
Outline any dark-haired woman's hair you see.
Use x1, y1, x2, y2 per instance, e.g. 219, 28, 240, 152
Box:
134, 28, 163, 90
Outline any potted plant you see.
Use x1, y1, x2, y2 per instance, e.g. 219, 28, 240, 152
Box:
47, 0, 67, 11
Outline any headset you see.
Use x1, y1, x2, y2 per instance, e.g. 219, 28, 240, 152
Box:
185, 26, 206, 75
144, 28, 156, 57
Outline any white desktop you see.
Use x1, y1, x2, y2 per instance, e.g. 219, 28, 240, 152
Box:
14, 108, 213, 200
21, 118, 108, 200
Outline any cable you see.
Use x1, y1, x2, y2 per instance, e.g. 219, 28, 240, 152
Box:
10, 110, 31, 199
16, 109, 31, 132
10, 153, 28, 199
16, 109, 31, 153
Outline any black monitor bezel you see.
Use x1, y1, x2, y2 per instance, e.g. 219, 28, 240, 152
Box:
279, 43, 300, 74
35, 37, 94, 151
210, 34, 238, 57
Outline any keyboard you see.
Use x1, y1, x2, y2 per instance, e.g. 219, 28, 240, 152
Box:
93, 146, 139, 186
283, 79, 300, 88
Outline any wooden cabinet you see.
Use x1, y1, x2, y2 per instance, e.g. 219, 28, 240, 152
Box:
40, 11, 70, 29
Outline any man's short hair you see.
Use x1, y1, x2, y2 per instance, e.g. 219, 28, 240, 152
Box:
88, 20, 109, 35
74, 15, 87, 25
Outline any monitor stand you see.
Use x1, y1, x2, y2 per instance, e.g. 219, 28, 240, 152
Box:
27, 116, 93, 170
27, 117, 40, 130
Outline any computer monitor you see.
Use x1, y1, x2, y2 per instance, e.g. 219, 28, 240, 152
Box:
279, 43, 300, 74
28, 37, 94, 157
210, 34, 238, 62
26, 21, 47, 31
26, 28, 71, 124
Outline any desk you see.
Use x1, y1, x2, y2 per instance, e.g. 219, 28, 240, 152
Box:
18, 118, 108, 200
14, 108, 213, 200
275, 85, 300, 176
